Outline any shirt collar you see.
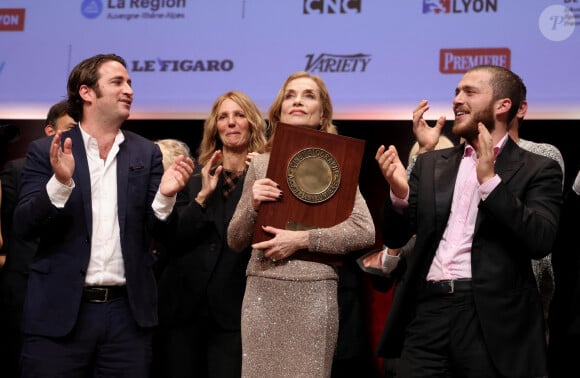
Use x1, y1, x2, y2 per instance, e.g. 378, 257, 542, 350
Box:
463, 132, 508, 160
78, 122, 125, 151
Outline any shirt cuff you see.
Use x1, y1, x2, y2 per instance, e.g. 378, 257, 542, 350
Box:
152, 190, 176, 220
479, 174, 500, 200
389, 189, 409, 211
47, 175, 74, 208
381, 248, 400, 274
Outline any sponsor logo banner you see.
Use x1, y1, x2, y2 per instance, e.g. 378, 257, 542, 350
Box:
439, 48, 510, 74
0, 8, 25, 31
131, 58, 234, 72
303, 0, 362, 14
81, 0, 187, 21
423, 0, 498, 14
305, 53, 371, 73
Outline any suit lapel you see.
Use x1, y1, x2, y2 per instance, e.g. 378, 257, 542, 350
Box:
434, 145, 463, 234
70, 127, 93, 237
494, 138, 524, 184
117, 134, 129, 238
473, 137, 523, 231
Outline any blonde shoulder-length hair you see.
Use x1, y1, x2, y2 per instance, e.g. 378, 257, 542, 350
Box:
197, 90, 268, 167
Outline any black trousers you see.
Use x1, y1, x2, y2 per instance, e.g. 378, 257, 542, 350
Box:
397, 290, 501, 378
20, 297, 152, 378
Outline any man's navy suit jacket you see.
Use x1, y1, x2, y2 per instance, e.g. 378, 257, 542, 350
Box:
14, 126, 166, 337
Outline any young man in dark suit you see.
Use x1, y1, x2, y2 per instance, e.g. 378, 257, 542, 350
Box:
13, 53, 194, 377
375, 65, 562, 377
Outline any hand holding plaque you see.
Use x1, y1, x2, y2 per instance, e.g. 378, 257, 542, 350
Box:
252, 122, 365, 243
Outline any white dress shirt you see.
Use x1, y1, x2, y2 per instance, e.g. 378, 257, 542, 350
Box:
46, 124, 176, 286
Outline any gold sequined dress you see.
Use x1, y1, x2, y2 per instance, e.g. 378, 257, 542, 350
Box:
227, 153, 375, 378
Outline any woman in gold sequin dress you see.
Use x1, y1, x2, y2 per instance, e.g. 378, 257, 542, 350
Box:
227, 72, 375, 377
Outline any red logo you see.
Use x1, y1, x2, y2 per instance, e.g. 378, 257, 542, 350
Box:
439, 48, 511, 74
0, 9, 25, 31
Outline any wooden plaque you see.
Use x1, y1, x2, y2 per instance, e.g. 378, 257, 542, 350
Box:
253, 123, 366, 243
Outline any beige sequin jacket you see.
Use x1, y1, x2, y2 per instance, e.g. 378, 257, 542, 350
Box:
227, 152, 375, 281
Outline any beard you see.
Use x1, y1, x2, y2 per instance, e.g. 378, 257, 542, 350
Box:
452, 103, 495, 144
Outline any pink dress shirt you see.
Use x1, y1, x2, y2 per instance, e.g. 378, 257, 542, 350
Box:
389, 134, 508, 281
426, 135, 507, 281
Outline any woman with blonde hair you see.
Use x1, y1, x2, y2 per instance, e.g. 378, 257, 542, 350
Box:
155, 91, 267, 378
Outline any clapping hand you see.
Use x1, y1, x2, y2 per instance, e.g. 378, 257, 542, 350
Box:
413, 100, 445, 153
50, 131, 75, 186
375, 144, 409, 200
159, 155, 195, 197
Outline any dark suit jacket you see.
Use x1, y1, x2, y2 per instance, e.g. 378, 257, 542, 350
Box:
157, 165, 251, 330
1, 158, 24, 247
13, 126, 166, 337
1, 158, 38, 276
0, 158, 38, 376
377, 138, 562, 377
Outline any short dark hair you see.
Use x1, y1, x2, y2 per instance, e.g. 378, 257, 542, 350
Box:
66, 53, 127, 122
467, 65, 524, 124
45, 100, 71, 129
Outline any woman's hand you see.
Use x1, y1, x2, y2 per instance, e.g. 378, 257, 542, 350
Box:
197, 150, 223, 204
252, 226, 308, 261
251, 178, 283, 211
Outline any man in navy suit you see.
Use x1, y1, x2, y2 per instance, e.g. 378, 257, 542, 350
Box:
375, 65, 562, 377
13, 53, 194, 377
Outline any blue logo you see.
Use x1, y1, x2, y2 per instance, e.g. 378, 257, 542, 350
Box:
81, 0, 103, 19
423, 0, 498, 14
0, 61, 5, 75
423, 0, 449, 14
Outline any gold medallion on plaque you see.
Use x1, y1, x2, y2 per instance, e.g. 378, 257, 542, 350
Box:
286, 148, 341, 204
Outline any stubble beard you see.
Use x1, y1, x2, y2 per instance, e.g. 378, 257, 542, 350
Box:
452, 105, 495, 145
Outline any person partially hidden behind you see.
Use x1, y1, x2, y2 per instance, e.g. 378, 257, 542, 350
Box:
375, 65, 562, 377
0, 99, 76, 377
13, 53, 194, 377
150, 138, 193, 279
